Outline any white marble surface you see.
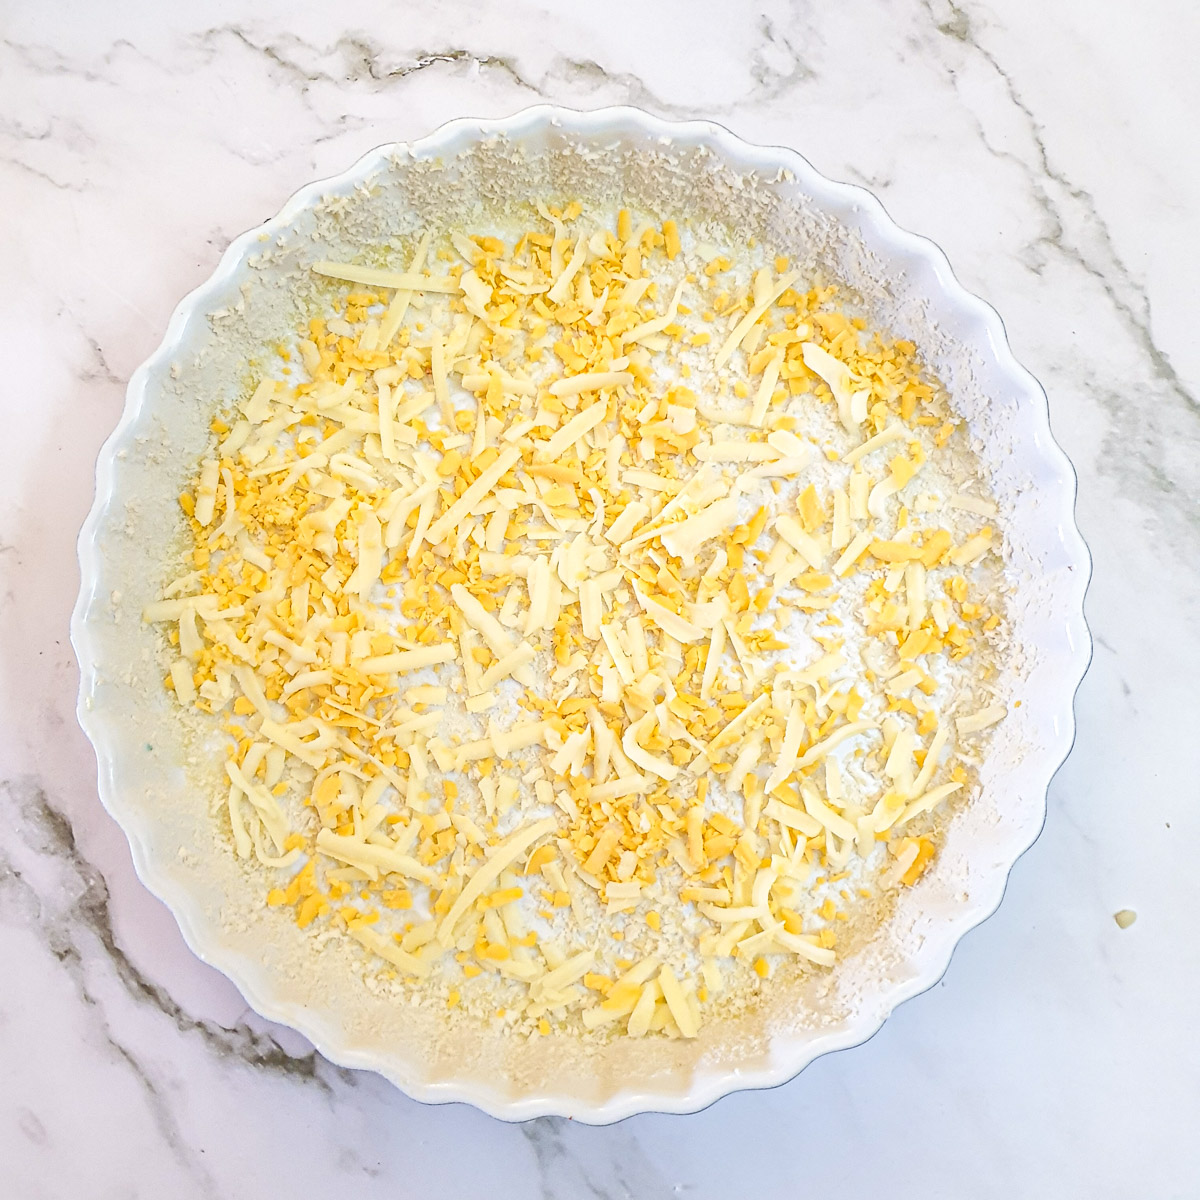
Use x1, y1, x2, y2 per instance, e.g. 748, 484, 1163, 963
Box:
2, 0, 1198, 1195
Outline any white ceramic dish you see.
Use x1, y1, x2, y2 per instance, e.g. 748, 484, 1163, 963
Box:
70, 105, 1091, 1123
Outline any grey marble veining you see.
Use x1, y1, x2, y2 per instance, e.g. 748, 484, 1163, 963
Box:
2, 0, 1198, 1195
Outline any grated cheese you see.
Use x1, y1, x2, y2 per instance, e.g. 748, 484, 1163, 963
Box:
311, 261, 460, 292
152, 206, 1008, 1044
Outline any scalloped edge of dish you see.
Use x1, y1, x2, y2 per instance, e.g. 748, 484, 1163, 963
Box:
71, 104, 1091, 1123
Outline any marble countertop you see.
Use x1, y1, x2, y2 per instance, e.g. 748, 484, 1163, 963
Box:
2, 1, 1198, 1196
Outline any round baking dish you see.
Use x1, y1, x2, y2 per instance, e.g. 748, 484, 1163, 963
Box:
71, 105, 1090, 1122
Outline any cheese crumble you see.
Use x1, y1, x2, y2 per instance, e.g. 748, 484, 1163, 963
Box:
147, 204, 1008, 1041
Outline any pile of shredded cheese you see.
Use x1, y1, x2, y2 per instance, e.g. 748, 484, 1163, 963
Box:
146, 203, 1008, 1041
